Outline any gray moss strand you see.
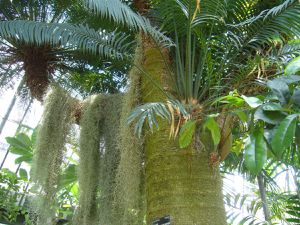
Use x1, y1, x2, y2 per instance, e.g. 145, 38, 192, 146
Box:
32, 86, 75, 225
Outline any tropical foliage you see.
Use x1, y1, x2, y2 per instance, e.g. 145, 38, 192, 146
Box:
0, 0, 300, 225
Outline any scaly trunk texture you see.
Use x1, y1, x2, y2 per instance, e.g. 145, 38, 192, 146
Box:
140, 37, 227, 225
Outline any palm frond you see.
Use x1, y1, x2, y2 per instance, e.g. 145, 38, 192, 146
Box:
0, 20, 134, 60
86, 0, 173, 46
225, 0, 258, 23
267, 40, 300, 65
232, 0, 300, 49
224, 176, 268, 225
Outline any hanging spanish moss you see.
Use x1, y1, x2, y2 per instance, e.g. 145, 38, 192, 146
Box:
74, 94, 104, 225
74, 93, 124, 225
115, 42, 146, 225
31, 85, 76, 225
99, 94, 123, 225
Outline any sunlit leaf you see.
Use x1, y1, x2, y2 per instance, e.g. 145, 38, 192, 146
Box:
285, 56, 300, 75
242, 95, 263, 108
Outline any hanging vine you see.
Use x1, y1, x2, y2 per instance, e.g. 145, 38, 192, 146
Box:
31, 85, 76, 225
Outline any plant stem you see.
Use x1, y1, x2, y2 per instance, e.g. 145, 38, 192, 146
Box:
257, 172, 271, 222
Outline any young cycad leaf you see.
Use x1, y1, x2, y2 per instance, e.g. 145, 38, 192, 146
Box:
203, 117, 221, 146
127, 102, 171, 137
244, 128, 267, 174
179, 120, 196, 148
285, 56, 300, 75
271, 114, 298, 156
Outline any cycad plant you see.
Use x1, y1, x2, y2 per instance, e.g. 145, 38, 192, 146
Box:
0, 0, 148, 100
2, 0, 300, 224
126, 0, 300, 224
131, 0, 300, 138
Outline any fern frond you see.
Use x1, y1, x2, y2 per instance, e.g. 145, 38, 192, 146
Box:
86, 0, 173, 46
0, 20, 134, 60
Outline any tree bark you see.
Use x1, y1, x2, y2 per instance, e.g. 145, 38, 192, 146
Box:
139, 37, 227, 225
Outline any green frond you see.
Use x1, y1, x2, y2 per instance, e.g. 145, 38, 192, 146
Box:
268, 40, 300, 64
0, 20, 134, 60
225, 0, 258, 23
127, 102, 171, 136
233, 0, 300, 48
86, 0, 173, 46
127, 100, 189, 137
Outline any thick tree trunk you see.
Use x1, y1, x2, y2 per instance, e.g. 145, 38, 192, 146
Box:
139, 37, 227, 225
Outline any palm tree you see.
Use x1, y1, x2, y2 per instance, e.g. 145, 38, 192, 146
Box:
2, 0, 300, 224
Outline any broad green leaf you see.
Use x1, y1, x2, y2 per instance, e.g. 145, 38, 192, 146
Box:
267, 79, 290, 105
262, 102, 282, 111
271, 114, 298, 156
214, 95, 244, 107
18, 168, 28, 181
285, 56, 300, 75
277, 75, 300, 84
5, 133, 32, 155
8, 145, 31, 156
15, 154, 33, 165
70, 183, 79, 199
179, 120, 196, 148
254, 107, 286, 125
244, 128, 267, 174
203, 117, 221, 146
241, 95, 263, 108
291, 89, 300, 107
